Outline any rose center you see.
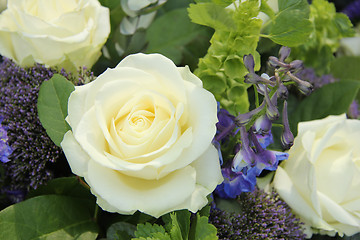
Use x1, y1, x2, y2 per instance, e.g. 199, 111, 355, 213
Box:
129, 110, 155, 131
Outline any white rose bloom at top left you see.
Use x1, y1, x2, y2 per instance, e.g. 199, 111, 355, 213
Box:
61, 53, 223, 218
0, 0, 110, 71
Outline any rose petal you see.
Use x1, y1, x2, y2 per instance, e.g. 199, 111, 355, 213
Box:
60, 130, 90, 177
86, 159, 197, 218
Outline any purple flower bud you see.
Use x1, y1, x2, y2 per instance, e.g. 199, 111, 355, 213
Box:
279, 46, 291, 62
289, 60, 303, 69
287, 72, 313, 96
235, 104, 265, 126
276, 82, 289, 100
232, 127, 256, 172
253, 115, 272, 135
264, 88, 279, 121
244, 54, 255, 73
281, 101, 294, 150
348, 100, 360, 119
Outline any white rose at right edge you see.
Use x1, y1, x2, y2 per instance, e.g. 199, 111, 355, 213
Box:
272, 115, 360, 237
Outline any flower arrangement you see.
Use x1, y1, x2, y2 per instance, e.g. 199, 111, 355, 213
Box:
0, 0, 360, 239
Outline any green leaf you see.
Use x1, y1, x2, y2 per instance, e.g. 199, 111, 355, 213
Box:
134, 222, 167, 238
146, 8, 207, 64
37, 74, 75, 146
107, 222, 136, 240
187, 3, 235, 30
265, 0, 312, 46
0, 195, 98, 239
289, 81, 360, 136
27, 177, 94, 201
189, 214, 217, 240
330, 56, 360, 81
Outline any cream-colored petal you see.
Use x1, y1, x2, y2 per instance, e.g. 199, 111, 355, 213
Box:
116, 53, 187, 104
273, 167, 332, 231
178, 66, 203, 87
60, 130, 90, 177
67, 82, 94, 130
85, 160, 197, 218
74, 106, 119, 170
318, 191, 360, 229
159, 80, 217, 174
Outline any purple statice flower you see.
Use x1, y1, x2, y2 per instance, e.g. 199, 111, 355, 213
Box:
210, 188, 307, 239
0, 118, 12, 163
342, 0, 360, 20
0, 58, 92, 191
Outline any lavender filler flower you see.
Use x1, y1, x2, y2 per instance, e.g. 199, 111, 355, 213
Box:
0, 58, 92, 192
210, 188, 306, 239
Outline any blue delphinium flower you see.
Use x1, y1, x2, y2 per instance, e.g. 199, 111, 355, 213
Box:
0, 118, 12, 163
214, 109, 289, 199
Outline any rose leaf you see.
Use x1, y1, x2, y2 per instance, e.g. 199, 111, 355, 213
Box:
37, 74, 75, 146
0, 195, 98, 239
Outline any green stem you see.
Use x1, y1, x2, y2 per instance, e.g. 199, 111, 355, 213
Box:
272, 123, 284, 128
93, 204, 99, 222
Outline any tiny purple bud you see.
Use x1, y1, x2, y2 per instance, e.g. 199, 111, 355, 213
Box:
244, 54, 255, 73
279, 46, 291, 62
253, 115, 272, 135
281, 101, 294, 150
348, 100, 360, 119
264, 88, 279, 121
232, 127, 256, 172
276, 82, 289, 100
289, 60, 303, 69
287, 72, 313, 96
235, 104, 265, 126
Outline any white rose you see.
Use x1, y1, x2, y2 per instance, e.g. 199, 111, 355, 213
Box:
61, 53, 223, 218
0, 0, 110, 70
0, 0, 6, 12
273, 114, 360, 237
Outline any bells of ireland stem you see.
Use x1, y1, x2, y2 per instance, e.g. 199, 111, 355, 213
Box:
281, 100, 294, 150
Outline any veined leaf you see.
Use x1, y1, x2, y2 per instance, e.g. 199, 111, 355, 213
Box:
37, 74, 75, 146
0, 195, 98, 239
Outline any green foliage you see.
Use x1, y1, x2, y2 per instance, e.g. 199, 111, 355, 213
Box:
290, 0, 354, 74
189, 0, 262, 115
107, 222, 137, 240
27, 177, 95, 201
330, 56, 360, 82
0, 195, 98, 239
146, 8, 209, 66
133, 210, 217, 240
264, 0, 312, 46
289, 81, 360, 136
37, 74, 75, 146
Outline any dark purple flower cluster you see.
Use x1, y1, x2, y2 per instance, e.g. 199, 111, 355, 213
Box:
0, 58, 92, 192
210, 188, 306, 239
342, 0, 360, 20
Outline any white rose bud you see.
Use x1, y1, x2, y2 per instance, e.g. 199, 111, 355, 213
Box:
273, 114, 360, 237
61, 53, 223, 218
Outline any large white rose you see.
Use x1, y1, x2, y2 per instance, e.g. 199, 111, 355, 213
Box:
273, 114, 360, 237
0, 0, 110, 70
61, 53, 223, 218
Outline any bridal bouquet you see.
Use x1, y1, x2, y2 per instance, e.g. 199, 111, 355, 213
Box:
0, 0, 360, 239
